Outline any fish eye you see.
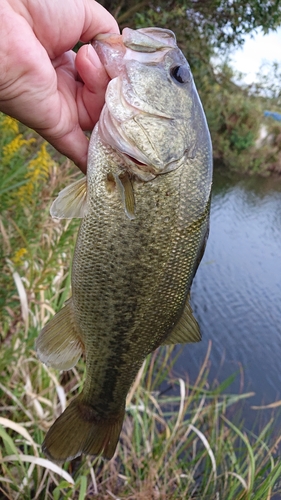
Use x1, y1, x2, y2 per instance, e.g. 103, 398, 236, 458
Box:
170, 65, 190, 84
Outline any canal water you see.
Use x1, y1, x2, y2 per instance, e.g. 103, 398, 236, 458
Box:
175, 168, 281, 427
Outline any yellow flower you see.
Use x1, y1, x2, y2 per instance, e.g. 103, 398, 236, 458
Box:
2, 134, 36, 163
16, 142, 53, 206
1, 115, 19, 135
11, 247, 28, 266
27, 142, 53, 181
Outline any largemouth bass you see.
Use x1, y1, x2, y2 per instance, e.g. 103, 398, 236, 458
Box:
36, 27, 212, 462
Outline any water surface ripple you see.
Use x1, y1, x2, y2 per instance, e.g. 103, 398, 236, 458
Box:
176, 171, 281, 418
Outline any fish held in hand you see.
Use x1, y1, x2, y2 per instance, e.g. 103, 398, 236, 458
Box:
36, 27, 213, 462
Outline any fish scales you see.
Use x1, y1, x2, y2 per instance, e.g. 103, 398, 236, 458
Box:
36, 26, 212, 462
72, 132, 209, 407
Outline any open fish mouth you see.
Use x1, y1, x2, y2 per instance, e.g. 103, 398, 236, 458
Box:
92, 28, 197, 180
93, 28, 178, 78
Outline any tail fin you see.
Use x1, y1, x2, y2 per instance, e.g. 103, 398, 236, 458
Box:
42, 393, 125, 462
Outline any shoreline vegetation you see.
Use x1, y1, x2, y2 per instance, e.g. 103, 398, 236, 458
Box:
1, 108, 281, 497
104, 0, 281, 177
200, 64, 281, 176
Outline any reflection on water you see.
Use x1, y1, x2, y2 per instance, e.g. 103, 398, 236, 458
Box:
176, 169, 281, 425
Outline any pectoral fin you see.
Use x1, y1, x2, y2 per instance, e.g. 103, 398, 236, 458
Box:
50, 177, 87, 219
162, 300, 201, 345
36, 299, 84, 370
114, 172, 135, 220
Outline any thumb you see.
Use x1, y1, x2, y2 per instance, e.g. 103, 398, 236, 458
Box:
75, 44, 110, 130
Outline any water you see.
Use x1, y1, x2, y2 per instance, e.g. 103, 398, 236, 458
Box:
175, 169, 281, 427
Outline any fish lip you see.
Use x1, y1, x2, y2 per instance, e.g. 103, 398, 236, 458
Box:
93, 27, 176, 50
92, 29, 175, 74
92, 32, 121, 43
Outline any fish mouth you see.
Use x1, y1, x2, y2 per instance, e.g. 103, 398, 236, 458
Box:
93, 33, 126, 80
94, 27, 176, 48
93, 28, 177, 79
93, 28, 193, 180
94, 28, 177, 68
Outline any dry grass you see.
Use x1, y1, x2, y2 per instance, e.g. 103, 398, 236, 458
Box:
1, 114, 281, 499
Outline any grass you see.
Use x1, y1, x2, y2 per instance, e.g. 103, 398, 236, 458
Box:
1, 113, 281, 499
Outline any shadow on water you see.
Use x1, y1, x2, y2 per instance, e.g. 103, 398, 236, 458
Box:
174, 167, 281, 433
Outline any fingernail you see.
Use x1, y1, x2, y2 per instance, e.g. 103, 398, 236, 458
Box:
87, 44, 102, 68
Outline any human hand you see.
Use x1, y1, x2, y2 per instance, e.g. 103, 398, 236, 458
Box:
0, 0, 119, 172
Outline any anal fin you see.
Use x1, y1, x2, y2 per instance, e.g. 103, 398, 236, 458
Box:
162, 299, 201, 345
36, 299, 84, 370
